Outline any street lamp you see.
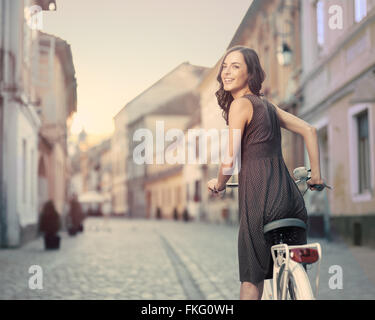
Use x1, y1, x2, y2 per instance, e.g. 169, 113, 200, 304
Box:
48, 2, 56, 11
272, 0, 298, 66
277, 42, 293, 66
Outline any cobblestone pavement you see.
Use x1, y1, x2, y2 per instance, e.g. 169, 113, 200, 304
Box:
0, 217, 374, 300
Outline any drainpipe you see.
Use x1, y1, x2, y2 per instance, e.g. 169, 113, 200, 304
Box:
0, 0, 11, 247
0, 0, 6, 247
0, 95, 3, 247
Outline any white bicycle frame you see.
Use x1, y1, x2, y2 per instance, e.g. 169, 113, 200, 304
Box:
263, 242, 322, 300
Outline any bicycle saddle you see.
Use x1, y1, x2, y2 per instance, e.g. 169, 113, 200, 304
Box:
263, 218, 307, 234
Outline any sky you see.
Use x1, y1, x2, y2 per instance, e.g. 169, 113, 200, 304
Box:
42, 0, 252, 137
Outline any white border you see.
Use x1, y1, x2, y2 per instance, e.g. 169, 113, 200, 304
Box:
348, 103, 374, 202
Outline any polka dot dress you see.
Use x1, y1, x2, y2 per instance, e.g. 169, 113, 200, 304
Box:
237, 94, 308, 285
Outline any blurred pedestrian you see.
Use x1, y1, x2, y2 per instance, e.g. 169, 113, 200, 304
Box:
39, 200, 61, 249
67, 194, 85, 235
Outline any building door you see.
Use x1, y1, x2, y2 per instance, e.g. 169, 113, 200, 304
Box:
146, 190, 151, 219
0, 98, 3, 246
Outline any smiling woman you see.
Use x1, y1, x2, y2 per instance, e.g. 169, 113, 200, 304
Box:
215, 46, 266, 126
207, 45, 324, 301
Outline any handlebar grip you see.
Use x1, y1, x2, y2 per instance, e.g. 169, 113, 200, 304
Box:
226, 183, 238, 188
310, 184, 325, 191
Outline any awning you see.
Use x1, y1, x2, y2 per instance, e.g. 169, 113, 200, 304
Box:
78, 191, 104, 203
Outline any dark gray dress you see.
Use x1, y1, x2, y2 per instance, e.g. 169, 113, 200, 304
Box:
237, 94, 308, 284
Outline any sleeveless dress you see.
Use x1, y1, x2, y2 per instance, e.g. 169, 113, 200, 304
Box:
237, 94, 308, 285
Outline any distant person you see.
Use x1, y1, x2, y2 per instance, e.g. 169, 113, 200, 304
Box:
68, 194, 85, 234
39, 200, 61, 249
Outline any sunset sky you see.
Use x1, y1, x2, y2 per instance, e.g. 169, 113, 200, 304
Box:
42, 0, 252, 137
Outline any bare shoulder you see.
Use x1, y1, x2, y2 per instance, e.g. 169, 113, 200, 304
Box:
229, 96, 253, 117
229, 96, 253, 126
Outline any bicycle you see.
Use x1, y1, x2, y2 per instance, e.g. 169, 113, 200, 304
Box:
226, 167, 332, 300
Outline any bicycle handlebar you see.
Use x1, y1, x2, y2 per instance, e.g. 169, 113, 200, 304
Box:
225, 167, 333, 192
305, 177, 332, 191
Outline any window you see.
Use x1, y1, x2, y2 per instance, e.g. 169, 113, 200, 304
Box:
317, 126, 330, 183
175, 186, 181, 204
316, 0, 325, 48
357, 111, 371, 193
348, 104, 373, 201
194, 180, 201, 202
153, 190, 158, 207
264, 46, 270, 84
168, 188, 171, 204
31, 149, 35, 205
23, 139, 27, 203
355, 0, 367, 23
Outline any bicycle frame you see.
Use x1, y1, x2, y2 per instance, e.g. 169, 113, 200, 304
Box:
226, 166, 328, 300
270, 242, 322, 299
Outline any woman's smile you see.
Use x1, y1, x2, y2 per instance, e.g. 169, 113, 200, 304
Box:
224, 78, 235, 84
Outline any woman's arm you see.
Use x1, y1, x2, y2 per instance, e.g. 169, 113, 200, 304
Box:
215, 97, 253, 190
272, 103, 323, 189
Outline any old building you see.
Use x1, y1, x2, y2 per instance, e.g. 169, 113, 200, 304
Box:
300, 0, 375, 246
99, 139, 112, 216
113, 62, 207, 218
0, 0, 69, 247
35, 31, 77, 224
144, 92, 203, 220
112, 108, 128, 216
68, 131, 113, 216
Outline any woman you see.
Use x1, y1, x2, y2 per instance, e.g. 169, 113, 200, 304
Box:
207, 46, 324, 300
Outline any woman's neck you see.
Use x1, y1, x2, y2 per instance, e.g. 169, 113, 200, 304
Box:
231, 88, 255, 99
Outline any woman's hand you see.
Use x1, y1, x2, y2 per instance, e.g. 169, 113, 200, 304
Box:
207, 178, 226, 198
307, 175, 325, 191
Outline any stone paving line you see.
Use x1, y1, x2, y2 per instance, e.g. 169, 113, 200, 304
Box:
0, 217, 374, 300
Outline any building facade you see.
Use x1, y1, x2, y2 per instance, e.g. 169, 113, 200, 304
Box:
35, 31, 77, 222
113, 62, 208, 218
0, 0, 59, 247
300, 0, 375, 246
0, 0, 77, 247
112, 107, 128, 216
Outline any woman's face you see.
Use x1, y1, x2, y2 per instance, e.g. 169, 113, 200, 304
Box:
221, 50, 249, 93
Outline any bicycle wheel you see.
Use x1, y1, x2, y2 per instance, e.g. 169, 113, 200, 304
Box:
261, 279, 273, 300
276, 260, 314, 300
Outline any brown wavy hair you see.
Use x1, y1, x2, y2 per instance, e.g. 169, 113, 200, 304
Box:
215, 46, 266, 125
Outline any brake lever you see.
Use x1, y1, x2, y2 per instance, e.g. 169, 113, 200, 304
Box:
306, 177, 333, 191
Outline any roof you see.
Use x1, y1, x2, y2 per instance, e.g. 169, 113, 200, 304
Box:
147, 91, 200, 117
227, 0, 262, 49
114, 62, 209, 123
38, 31, 77, 116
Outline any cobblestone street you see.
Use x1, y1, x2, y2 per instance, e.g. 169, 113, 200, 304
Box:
0, 217, 374, 300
